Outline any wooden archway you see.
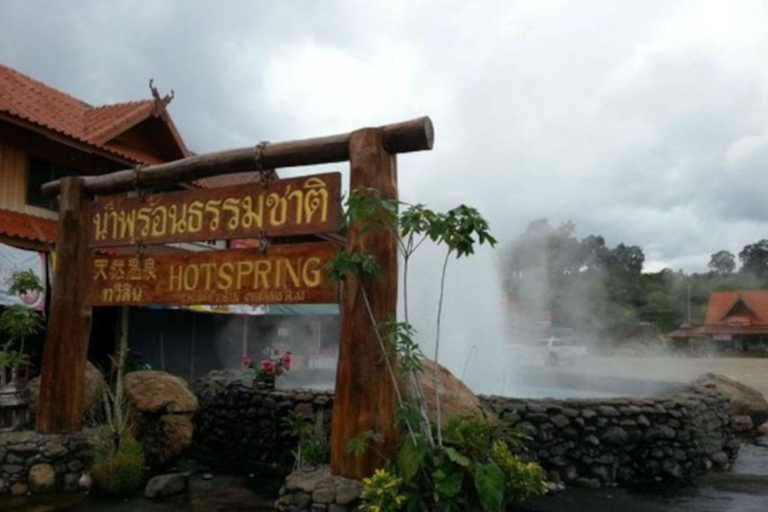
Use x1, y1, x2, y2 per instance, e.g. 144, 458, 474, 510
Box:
37, 117, 434, 480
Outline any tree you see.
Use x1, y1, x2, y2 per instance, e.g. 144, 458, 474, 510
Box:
579, 235, 610, 271
607, 243, 645, 275
708, 250, 736, 276
739, 239, 768, 279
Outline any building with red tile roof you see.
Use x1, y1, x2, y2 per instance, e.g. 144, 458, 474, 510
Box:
0, 63, 190, 251
695, 290, 768, 351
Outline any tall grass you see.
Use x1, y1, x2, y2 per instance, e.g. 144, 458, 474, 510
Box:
91, 433, 145, 495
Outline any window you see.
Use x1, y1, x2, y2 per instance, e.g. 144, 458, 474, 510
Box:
26, 157, 68, 210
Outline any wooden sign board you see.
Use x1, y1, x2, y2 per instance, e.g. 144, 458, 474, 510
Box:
85, 242, 339, 306
88, 172, 341, 248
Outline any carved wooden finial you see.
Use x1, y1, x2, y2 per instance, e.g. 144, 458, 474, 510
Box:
148, 78, 174, 115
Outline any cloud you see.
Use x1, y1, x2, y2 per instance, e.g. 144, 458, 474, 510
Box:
3, 0, 768, 386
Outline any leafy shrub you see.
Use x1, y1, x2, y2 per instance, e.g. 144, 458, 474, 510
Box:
490, 440, 548, 502
396, 416, 547, 512
360, 468, 406, 512
91, 434, 145, 495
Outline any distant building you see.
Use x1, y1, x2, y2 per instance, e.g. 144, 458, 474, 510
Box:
696, 291, 768, 352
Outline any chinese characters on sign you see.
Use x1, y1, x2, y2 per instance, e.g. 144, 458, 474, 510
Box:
86, 242, 339, 306
88, 173, 341, 248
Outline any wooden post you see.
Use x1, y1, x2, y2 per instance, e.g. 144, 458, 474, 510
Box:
36, 177, 92, 433
330, 128, 399, 479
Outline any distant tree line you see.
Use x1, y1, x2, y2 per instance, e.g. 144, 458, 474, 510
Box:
502, 219, 768, 344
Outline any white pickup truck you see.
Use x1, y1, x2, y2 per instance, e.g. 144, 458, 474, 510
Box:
535, 338, 588, 366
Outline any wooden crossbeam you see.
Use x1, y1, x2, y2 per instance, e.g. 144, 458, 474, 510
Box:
42, 117, 433, 197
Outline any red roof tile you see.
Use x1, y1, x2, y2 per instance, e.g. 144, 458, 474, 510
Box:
85, 100, 154, 143
0, 63, 185, 165
0, 208, 58, 244
703, 291, 768, 326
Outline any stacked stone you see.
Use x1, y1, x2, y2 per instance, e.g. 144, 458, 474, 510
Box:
0, 429, 103, 495
194, 374, 333, 470
195, 373, 738, 489
276, 466, 363, 512
481, 389, 738, 488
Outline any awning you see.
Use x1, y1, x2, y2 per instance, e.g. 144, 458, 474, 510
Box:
140, 303, 339, 316
0, 208, 57, 245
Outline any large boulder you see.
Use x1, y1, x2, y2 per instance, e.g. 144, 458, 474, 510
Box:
691, 373, 768, 428
29, 361, 106, 422
124, 371, 199, 467
415, 359, 490, 427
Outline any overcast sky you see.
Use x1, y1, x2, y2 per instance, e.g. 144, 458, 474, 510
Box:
2, 0, 766, 273
4, 1, 768, 389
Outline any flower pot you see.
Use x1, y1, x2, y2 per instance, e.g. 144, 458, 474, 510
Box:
255, 374, 276, 390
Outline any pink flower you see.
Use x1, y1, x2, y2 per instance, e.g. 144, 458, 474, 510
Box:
282, 353, 292, 371
241, 355, 252, 369
260, 359, 275, 375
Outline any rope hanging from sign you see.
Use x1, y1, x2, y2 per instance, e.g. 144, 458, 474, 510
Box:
254, 141, 273, 255
257, 228, 270, 255
134, 239, 146, 260
253, 141, 272, 188
132, 164, 147, 201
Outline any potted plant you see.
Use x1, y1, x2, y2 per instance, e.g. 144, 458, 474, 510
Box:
242, 348, 292, 389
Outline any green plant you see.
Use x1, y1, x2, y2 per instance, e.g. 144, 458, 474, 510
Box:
0, 350, 30, 386
396, 416, 547, 512
0, 270, 44, 386
327, 191, 497, 447
360, 468, 406, 512
0, 350, 30, 369
328, 190, 545, 511
5, 269, 44, 296
0, 305, 44, 346
285, 411, 329, 469
102, 384, 131, 439
347, 429, 385, 458
91, 433, 145, 495
490, 440, 548, 502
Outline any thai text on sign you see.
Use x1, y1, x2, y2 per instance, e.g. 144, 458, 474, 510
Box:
88, 173, 341, 248
86, 242, 339, 306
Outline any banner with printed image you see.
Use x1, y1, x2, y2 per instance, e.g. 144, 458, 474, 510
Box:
0, 242, 47, 311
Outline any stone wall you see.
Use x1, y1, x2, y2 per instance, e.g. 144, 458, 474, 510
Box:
481, 389, 739, 487
194, 374, 738, 487
0, 429, 101, 495
194, 373, 333, 470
